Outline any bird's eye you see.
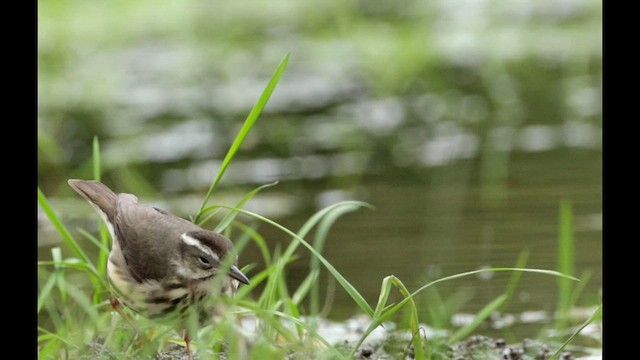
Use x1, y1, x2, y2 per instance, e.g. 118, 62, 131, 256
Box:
198, 256, 211, 266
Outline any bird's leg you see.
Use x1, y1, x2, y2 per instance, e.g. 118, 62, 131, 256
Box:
110, 296, 139, 331
184, 331, 193, 360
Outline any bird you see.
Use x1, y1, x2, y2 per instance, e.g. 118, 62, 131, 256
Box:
68, 179, 250, 359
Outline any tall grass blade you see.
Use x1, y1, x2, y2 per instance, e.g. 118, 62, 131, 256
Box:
204, 199, 373, 323
236, 301, 347, 359
292, 269, 320, 306
372, 276, 394, 319
92, 136, 111, 300
40, 278, 66, 332
569, 270, 593, 308
447, 293, 508, 344
234, 222, 272, 265
501, 249, 529, 312
66, 282, 101, 323
38, 327, 81, 349
77, 228, 109, 254
92, 136, 101, 181
212, 203, 375, 316
549, 304, 602, 359
210, 181, 279, 230
38, 271, 58, 313
195, 53, 290, 224
309, 204, 359, 315
270, 200, 367, 308
390, 276, 425, 360
352, 268, 578, 355
423, 287, 451, 329
52, 247, 67, 302
352, 275, 428, 358
38, 187, 97, 274
114, 166, 157, 196
258, 245, 283, 314
557, 200, 575, 328
38, 259, 94, 272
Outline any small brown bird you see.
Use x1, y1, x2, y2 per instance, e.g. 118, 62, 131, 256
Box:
68, 179, 249, 359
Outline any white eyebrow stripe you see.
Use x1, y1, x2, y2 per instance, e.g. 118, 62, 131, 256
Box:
180, 233, 219, 260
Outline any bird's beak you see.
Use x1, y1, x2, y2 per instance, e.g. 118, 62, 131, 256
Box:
229, 265, 250, 285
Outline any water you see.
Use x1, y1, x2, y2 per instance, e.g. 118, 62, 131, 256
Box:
243, 149, 602, 317
38, 0, 602, 344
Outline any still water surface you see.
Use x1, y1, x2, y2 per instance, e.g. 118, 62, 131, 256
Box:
247, 149, 602, 319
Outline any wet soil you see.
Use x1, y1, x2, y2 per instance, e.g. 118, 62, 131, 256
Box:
80, 334, 597, 360
75, 314, 601, 359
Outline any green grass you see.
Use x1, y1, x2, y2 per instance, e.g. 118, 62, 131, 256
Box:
37, 53, 599, 360
556, 200, 575, 329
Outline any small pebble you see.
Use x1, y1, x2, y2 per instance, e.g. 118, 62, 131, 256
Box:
561, 352, 574, 360
358, 345, 373, 358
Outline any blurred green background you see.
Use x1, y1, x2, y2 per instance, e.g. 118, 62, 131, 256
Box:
38, 0, 602, 342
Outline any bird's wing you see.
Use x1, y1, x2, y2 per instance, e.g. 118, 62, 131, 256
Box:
113, 194, 200, 282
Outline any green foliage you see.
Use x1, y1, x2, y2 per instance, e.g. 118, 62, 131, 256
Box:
549, 304, 602, 360
557, 200, 576, 328
194, 53, 290, 225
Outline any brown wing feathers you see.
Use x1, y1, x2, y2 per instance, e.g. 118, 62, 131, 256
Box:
68, 179, 120, 224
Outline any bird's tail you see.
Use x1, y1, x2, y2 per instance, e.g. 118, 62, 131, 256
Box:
68, 179, 118, 224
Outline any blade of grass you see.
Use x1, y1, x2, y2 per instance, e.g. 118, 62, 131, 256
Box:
194, 53, 290, 224
292, 269, 320, 306
114, 166, 157, 196
276, 265, 293, 306
390, 276, 426, 360
237, 302, 298, 343
234, 222, 272, 265
38, 271, 58, 313
396, 268, 577, 320
192, 207, 225, 227
423, 286, 473, 329
351, 268, 579, 356
284, 298, 304, 338
92, 136, 101, 181
557, 200, 575, 328
569, 270, 593, 308
38, 259, 91, 271
274, 200, 369, 312
38, 188, 97, 275
549, 304, 602, 359
77, 228, 109, 254
91, 137, 110, 303
210, 181, 279, 230
205, 200, 374, 318
283, 202, 377, 316
296, 199, 374, 241
258, 244, 283, 314
39, 270, 66, 332
52, 247, 67, 302
309, 204, 359, 316
241, 198, 374, 301
501, 249, 529, 312
210, 203, 375, 316
66, 281, 101, 323
372, 276, 395, 320
447, 293, 508, 344
38, 327, 81, 349
235, 301, 348, 360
